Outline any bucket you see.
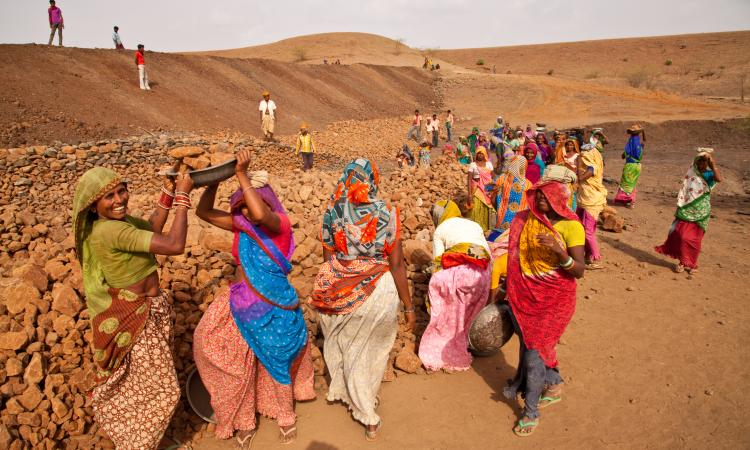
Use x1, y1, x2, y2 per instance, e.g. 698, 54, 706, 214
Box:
468, 303, 514, 356
186, 368, 216, 423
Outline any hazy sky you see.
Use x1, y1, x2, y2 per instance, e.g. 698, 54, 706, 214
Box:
1, 0, 748, 52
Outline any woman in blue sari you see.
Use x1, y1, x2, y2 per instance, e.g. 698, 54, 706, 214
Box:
194, 149, 315, 447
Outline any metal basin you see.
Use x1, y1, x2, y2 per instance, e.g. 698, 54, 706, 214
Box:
166, 158, 237, 188
468, 303, 514, 357
186, 368, 216, 423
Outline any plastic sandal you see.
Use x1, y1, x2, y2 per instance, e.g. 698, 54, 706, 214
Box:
235, 430, 256, 450
513, 418, 539, 437
279, 425, 297, 445
538, 395, 562, 408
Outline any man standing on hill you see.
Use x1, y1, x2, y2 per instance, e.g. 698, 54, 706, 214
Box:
259, 91, 277, 141
135, 44, 151, 90
47, 0, 64, 47
113, 26, 124, 49
406, 109, 422, 142
445, 109, 454, 142
429, 113, 440, 148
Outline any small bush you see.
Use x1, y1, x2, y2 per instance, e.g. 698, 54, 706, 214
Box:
547, 69, 554, 76
626, 67, 656, 88
719, 65, 725, 70
394, 37, 405, 55
293, 47, 308, 62
584, 71, 599, 79
622, 57, 629, 62
476, 59, 485, 66
664, 59, 673, 66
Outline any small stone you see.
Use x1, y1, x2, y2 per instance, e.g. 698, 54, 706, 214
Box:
704, 389, 714, 396
51, 283, 83, 317
6, 357, 23, 376
625, 286, 634, 292
2, 280, 41, 315
169, 146, 204, 159
394, 348, 422, 374
18, 384, 44, 410
0, 331, 29, 350
23, 352, 45, 385
51, 396, 69, 420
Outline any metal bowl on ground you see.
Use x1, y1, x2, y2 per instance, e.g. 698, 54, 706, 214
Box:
468, 303, 514, 357
186, 368, 216, 423
166, 158, 237, 188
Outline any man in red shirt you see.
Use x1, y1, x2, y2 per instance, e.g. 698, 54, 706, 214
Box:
406, 109, 422, 142
47, 0, 64, 46
135, 44, 151, 91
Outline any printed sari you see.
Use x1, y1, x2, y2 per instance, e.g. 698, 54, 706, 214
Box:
488, 156, 529, 241
615, 134, 643, 205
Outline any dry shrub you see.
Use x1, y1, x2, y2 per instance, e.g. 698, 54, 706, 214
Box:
626, 67, 657, 89
293, 47, 308, 62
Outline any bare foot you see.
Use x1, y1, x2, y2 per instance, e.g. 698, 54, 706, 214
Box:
674, 263, 685, 273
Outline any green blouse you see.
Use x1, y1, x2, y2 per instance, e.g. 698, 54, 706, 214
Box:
88, 216, 157, 288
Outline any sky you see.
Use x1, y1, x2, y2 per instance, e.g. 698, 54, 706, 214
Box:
1, 0, 749, 52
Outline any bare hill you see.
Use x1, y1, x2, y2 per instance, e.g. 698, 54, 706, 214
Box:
436, 31, 750, 97
193, 32, 428, 67
0, 44, 437, 147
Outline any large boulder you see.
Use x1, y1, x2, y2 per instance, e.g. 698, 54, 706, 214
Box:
403, 239, 433, 267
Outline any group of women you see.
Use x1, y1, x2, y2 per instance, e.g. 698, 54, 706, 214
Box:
72, 120, 723, 447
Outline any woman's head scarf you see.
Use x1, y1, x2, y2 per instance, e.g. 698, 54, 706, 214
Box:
475, 146, 489, 161
321, 158, 398, 260
431, 200, 462, 226
72, 167, 124, 264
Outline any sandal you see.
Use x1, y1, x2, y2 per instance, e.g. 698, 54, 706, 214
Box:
513, 418, 539, 437
585, 263, 604, 270
365, 422, 382, 441
674, 263, 684, 273
538, 389, 562, 409
279, 425, 297, 445
235, 430, 256, 450
686, 267, 697, 275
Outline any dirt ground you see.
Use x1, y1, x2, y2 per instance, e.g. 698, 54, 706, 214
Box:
190, 119, 750, 450
2, 32, 750, 449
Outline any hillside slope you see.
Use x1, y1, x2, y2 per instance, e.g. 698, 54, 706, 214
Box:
0, 44, 437, 146
192, 32, 429, 67
436, 31, 750, 97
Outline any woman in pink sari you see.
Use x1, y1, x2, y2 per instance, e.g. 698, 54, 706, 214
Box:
419, 200, 491, 371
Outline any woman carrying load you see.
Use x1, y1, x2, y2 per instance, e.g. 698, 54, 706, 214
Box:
655, 148, 723, 274
466, 147, 496, 232
72, 167, 194, 448
193, 150, 315, 447
614, 124, 645, 208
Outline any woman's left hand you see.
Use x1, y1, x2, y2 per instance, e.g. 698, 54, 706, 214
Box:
235, 149, 251, 174
536, 233, 567, 259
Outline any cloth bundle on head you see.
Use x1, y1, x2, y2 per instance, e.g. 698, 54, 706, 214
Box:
229, 171, 284, 213
696, 147, 714, 157
475, 146, 489, 161
432, 200, 462, 226
542, 164, 578, 184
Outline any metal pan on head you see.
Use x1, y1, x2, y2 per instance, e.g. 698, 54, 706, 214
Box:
166, 158, 237, 187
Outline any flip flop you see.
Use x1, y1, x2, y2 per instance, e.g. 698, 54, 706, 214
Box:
674, 263, 685, 273
513, 418, 539, 437
365, 422, 382, 441
279, 426, 297, 445
586, 263, 604, 270
538, 394, 562, 409
235, 430, 256, 450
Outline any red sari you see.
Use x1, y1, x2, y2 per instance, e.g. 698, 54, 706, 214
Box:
506, 181, 578, 368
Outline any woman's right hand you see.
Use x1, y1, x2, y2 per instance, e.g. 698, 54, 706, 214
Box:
404, 310, 416, 332
235, 149, 251, 174
175, 173, 194, 193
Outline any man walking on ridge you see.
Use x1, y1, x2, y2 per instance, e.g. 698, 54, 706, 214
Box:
135, 44, 150, 90
47, 0, 64, 46
406, 109, 423, 142
259, 91, 277, 141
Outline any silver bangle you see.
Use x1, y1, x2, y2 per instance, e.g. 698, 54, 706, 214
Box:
560, 256, 574, 269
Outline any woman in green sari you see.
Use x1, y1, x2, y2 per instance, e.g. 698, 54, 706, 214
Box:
72, 167, 194, 449
614, 125, 645, 208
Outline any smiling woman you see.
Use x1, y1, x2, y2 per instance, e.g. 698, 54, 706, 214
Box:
72, 166, 194, 449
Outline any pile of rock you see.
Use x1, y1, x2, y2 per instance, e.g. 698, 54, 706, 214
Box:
600, 206, 626, 232
0, 131, 471, 448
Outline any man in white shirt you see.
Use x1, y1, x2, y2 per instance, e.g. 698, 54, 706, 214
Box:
429, 113, 440, 147
258, 91, 277, 141
112, 26, 124, 49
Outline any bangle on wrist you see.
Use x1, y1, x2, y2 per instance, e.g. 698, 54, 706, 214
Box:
161, 186, 175, 197
560, 256, 574, 269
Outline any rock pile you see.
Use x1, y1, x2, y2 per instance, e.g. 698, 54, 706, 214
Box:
0, 130, 470, 448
